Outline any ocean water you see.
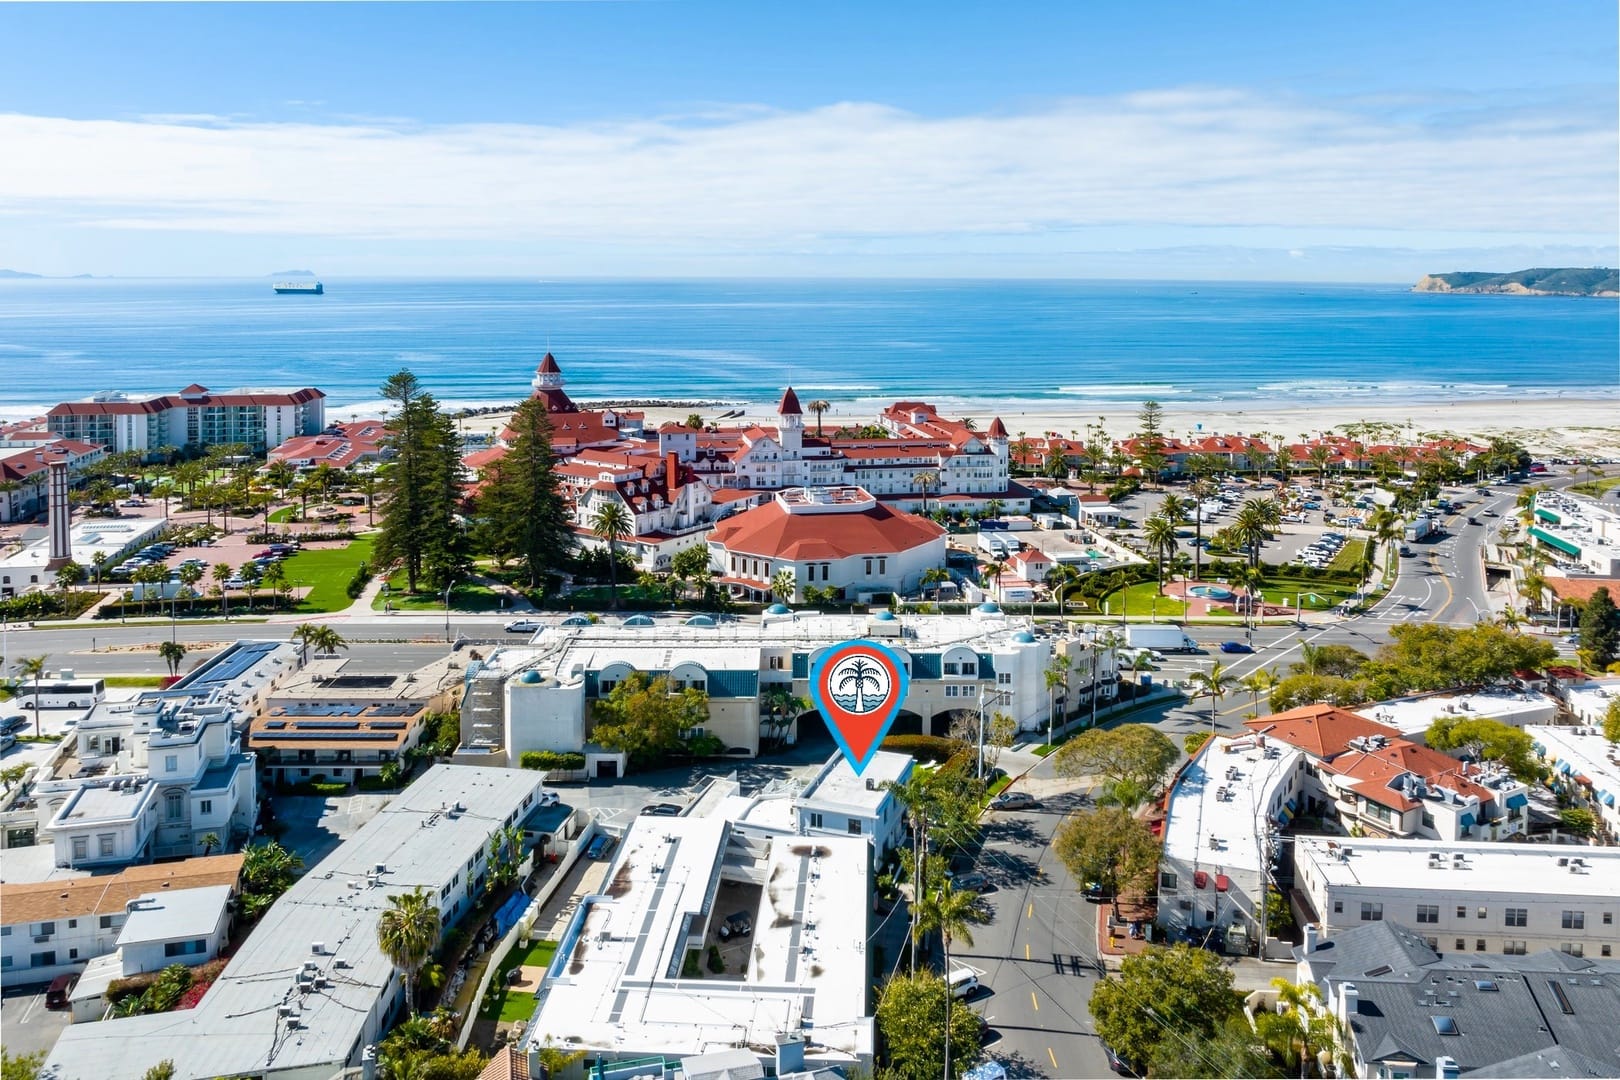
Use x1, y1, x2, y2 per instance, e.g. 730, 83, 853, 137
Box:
0, 278, 1615, 417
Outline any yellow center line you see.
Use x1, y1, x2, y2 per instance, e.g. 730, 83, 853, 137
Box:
1027, 901, 1034, 919
1031, 991, 1040, 1011
1048, 1048, 1059, 1070
1025, 943, 1031, 960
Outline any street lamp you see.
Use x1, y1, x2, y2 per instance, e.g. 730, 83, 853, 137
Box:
443, 577, 459, 643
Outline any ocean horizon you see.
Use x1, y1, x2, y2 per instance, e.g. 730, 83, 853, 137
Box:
1, 277, 1616, 420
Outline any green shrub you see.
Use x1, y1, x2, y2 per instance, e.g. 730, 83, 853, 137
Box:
311, 781, 348, 796
682, 949, 702, 979
706, 945, 725, 973
881, 734, 969, 764
520, 750, 587, 771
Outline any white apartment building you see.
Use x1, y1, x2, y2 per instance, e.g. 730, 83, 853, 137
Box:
1356, 687, 1560, 738
32, 641, 296, 867
465, 609, 1116, 767
0, 854, 242, 988
45, 765, 550, 1080
1157, 733, 1307, 952
522, 814, 874, 1072
794, 750, 914, 854
1295, 838, 1620, 960
1529, 724, 1620, 841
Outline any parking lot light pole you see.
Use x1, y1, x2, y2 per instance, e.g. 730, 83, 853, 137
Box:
444, 577, 459, 643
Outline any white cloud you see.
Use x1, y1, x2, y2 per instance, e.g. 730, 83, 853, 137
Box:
3, 88, 1614, 255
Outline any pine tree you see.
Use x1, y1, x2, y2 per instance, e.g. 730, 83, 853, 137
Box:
1579, 586, 1619, 668
374, 371, 468, 593
477, 398, 570, 588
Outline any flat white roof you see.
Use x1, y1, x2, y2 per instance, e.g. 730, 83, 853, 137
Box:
530, 610, 1034, 651
45, 765, 545, 1080
1295, 836, 1620, 897
116, 884, 232, 947
797, 751, 912, 817
1528, 725, 1620, 804
525, 816, 872, 1064
1355, 689, 1559, 736
0, 517, 168, 572
1563, 679, 1620, 719
1162, 735, 1303, 874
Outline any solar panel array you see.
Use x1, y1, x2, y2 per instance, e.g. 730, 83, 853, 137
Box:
262, 731, 400, 742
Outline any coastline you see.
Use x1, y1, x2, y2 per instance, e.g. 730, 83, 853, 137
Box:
424, 394, 1620, 458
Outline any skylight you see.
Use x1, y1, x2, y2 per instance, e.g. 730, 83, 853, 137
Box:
1431, 1016, 1460, 1036
1474, 979, 1498, 991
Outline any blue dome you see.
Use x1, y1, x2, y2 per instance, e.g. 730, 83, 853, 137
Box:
873, 610, 896, 621
683, 614, 717, 627
622, 614, 655, 627
1013, 630, 1036, 643
766, 603, 792, 615
519, 670, 542, 684
978, 602, 1001, 613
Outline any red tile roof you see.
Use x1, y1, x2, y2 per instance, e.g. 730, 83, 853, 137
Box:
709, 498, 945, 561
1544, 577, 1620, 605
538, 352, 560, 374
1244, 704, 1401, 760
1328, 740, 1495, 813
778, 387, 802, 415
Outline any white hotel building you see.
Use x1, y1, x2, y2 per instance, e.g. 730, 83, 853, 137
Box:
1295, 837, 1620, 960
46, 384, 325, 458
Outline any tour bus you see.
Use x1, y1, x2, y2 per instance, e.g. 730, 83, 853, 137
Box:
10, 678, 107, 710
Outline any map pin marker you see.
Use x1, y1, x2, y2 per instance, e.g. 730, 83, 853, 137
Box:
808, 638, 911, 776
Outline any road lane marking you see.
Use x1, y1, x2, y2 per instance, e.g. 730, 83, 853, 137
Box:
1027, 902, 1034, 919
1031, 991, 1040, 1011
1048, 1048, 1059, 1070
1026, 943, 1031, 960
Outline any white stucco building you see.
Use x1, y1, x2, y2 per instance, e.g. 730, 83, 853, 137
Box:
794, 750, 914, 854
46, 384, 325, 457
1295, 837, 1620, 960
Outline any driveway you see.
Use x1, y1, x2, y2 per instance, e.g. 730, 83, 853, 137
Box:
272, 792, 392, 870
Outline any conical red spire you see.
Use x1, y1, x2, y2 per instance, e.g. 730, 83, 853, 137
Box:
778, 387, 803, 415
987, 417, 1008, 438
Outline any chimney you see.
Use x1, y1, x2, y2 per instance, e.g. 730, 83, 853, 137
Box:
1436, 1056, 1459, 1080
1338, 982, 1359, 1026
662, 450, 680, 505
1303, 923, 1320, 953
776, 1032, 806, 1075
45, 452, 72, 570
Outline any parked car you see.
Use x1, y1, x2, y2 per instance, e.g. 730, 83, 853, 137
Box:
717, 910, 753, 941
640, 803, 683, 817
0, 734, 17, 754
949, 871, 992, 893
1219, 641, 1253, 654
585, 835, 612, 859
504, 619, 542, 634
989, 791, 1037, 811
2, 715, 31, 735
46, 973, 78, 1009
223, 577, 247, 589
536, 790, 560, 807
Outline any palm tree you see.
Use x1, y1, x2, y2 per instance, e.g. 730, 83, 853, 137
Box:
54, 561, 82, 593
770, 568, 796, 604
1043, 656, 1070, 745
212, 562, 232, 619
1188, 475, 1216, 582
1239, 668, 1276, 714
914, 873, 982, 981
1307, 443, 1334, 488
1142, 513, 1179, 591
920, 566, 949, 601
309, 626, 348, 657
1296, 642, 1326, 677
157, 640, 188, 678
805, 399, 831, 437
199, 832, 222, 857
1233, 503, 1271, 570
1188, 660, 1233, 734
14, 656, 46, 738
292, 623, 321, 664
376, 886, 441, 1017
1159, 494, 1188, 525
1045, 564, 1077, 617
90, 550, 108, 592
912, 471, 940, 515
178, 562, 204, 612
591, 501, 634, 604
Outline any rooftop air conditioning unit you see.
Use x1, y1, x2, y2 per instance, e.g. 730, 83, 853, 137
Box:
277, 1004, 294, 1017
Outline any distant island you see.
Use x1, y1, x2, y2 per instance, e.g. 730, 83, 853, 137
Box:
1414, 267, 1618, 297
0, 269, 43, 279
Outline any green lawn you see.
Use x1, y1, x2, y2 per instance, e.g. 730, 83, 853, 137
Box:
1254, 578, 1359, 611
1328, 538, 1370, 574
1572, 475, 1620, 497
103, 676, 166, 688
1098, 580, 1188, 618
564, 584, 673, 604
267, 505, 296, 523
478, 939, 557, 1022
373, 572, 504, 612
278, 536, 374, 614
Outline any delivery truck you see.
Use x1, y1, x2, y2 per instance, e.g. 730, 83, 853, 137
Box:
1403, 514, 1435, 543
1125, 625, 1201, 653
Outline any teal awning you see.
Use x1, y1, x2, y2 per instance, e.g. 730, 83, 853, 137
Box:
1529, 526, 1580, 557
1506, 792, 1529, 810
1534, 507, 1561, 524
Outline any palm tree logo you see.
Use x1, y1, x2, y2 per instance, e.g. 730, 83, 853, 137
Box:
831, 655, 889, 713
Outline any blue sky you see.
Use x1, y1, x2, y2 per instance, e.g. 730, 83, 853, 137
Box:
2, 1, 1615, 279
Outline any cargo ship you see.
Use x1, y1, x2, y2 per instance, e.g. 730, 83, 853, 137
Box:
273, 280, 324, 294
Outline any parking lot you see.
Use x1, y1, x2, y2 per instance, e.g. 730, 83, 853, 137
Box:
0, 980, 73, 1060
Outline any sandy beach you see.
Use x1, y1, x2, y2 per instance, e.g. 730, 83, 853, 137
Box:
439, 396, 1620, 459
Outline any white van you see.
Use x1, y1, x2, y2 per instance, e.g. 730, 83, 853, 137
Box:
948, 968, 979, 999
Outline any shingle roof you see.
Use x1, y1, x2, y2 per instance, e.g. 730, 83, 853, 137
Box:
0, 854, 244, 925
708, 497, 944, 561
